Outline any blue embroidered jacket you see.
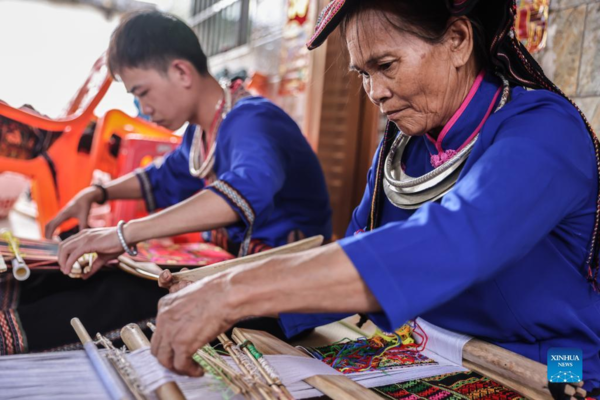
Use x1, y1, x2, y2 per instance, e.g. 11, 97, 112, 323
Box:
280, 73, 600, 389
138, 96, 332, 250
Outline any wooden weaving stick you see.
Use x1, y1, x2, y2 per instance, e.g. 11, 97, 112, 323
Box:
118, 235, 324, 282
233, 328, 382, 400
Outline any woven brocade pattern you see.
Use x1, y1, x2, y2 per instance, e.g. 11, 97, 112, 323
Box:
374, 371, 526, 400
0, 274, 28, 354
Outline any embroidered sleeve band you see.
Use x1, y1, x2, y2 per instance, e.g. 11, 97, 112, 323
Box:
135, 168, 157, 213
207, 180, 255, 257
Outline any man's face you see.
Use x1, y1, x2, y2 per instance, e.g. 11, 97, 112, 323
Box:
119, 65, 192, 130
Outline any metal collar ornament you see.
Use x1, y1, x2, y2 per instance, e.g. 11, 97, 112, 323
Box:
383, 75, 510, 209
189, 81, 250, 179
189, 83, 233, 178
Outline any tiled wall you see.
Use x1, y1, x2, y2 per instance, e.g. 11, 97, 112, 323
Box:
536, 0, 600, 133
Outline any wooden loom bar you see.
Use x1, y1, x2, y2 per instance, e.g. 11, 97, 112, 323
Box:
118, 235, 324, 282
463, 339, 551, 399
120, 324, 186, 400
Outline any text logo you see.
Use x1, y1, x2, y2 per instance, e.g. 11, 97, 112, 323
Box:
548, 348, 582, 383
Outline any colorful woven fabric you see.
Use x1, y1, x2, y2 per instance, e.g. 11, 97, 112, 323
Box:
374, 371, 526, 400
305, 334, 436, 374
0, 274, 27, 354
135, 240, 234, 267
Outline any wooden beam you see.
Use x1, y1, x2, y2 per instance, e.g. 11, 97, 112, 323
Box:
117, 235, 324, 282
463, 338, 551, 399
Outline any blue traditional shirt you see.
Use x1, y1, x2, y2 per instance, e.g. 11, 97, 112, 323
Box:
137, 96, 332, 252
280, 73, 600, 389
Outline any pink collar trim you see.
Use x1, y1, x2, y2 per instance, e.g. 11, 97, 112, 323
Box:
427, 71, 502, 169
426, 70, 486, 153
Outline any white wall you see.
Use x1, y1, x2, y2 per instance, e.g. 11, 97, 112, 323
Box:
0, 0, 137, 117
0, 0, 193, 119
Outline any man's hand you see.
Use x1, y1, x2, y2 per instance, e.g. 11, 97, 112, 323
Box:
158, 269, 193, 293
57, 226, 124, 279
151, 274, 238, 376
45, 186, 103, 239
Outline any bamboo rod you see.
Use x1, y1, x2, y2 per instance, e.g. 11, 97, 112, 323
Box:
71, 318, 128, 400
120, 324, 186, 400
193, 350, 251, 398
173, 235, 323, 283
118, 235, 324, 282
231, 331, 294, 400
217, 334, 275, 400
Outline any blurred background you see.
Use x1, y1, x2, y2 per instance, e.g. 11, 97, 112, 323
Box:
0, 0, 599, 241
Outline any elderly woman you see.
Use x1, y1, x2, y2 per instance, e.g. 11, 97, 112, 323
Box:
150, 0, 600, 389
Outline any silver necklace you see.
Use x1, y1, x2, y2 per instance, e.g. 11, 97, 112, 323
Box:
383, 74, 510, 209
189, 84, 233, 178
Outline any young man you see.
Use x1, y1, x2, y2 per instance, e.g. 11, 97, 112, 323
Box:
49, 10, 332, 277
0, 10, 330, 354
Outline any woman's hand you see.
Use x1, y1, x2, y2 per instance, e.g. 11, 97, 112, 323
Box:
45, 186, 103, 239
57, 226, 124, 279
149, 244, 379, 377
158, 269, 193, 293
151, 274, 238, 376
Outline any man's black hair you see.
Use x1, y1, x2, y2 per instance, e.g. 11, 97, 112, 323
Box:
108, 10, 209, 79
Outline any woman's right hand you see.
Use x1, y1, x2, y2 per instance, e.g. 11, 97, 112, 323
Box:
44, 186, 103, 239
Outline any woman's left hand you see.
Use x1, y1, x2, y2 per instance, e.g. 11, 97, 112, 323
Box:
149, 243, 380, 377
151, 275, 236, 376
58, 227, 124, 279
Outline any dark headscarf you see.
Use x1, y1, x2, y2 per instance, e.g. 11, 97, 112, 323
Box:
307, 0, 600, 291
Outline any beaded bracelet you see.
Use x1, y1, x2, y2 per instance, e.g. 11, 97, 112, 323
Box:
116, 220, 138, 257
92, 184, 108, 205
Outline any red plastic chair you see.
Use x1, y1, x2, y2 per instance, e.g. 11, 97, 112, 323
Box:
89, 109, 178, 179
0, 54, 112, 235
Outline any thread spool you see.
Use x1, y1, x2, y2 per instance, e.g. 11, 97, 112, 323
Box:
11, 258, 30, 281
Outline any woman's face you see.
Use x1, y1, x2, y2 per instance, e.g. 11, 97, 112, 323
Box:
346, 10, 475, 136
